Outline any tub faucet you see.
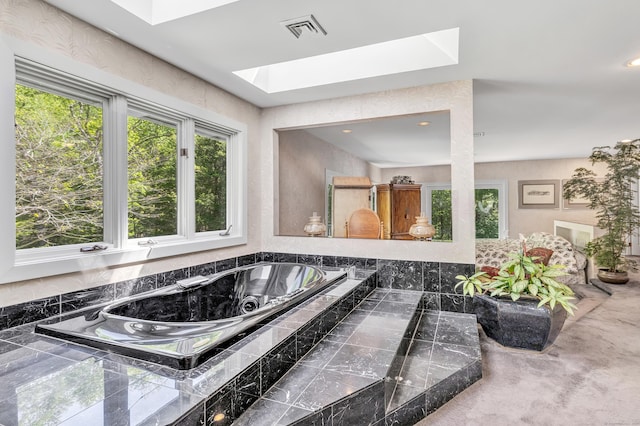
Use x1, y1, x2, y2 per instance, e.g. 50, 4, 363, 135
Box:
177, 275, 209, 289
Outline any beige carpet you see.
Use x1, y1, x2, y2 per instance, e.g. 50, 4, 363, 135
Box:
417, 276, 640, 425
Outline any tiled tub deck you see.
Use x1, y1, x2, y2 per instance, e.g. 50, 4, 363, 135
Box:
0, 262, 481, 425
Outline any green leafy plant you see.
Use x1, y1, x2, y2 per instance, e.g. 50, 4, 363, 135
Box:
563, 140, 640, 273
456, 250, 577, 315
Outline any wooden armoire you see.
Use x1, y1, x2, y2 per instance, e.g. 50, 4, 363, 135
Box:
331, 176, 373, 238
376, 183, 422, 240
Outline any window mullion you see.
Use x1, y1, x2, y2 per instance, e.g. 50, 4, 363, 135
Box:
103, 95, 129, 248
179, 119, 195, 239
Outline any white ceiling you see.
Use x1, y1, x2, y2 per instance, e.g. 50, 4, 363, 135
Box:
44, 0, 640, 166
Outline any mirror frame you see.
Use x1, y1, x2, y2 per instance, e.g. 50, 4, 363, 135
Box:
260, 80, 475, 265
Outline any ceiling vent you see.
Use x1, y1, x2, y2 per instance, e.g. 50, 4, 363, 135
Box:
280, 14, 327, 39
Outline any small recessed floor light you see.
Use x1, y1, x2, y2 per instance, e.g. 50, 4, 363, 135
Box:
342, 129, 353, 134
417, 121, 430, 127
625, 57, 640, 67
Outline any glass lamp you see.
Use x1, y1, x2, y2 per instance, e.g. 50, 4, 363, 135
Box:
303, 212, 327, 237
409, 213, 436, 241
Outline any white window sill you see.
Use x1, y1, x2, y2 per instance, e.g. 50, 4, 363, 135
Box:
3, 234, 246, 284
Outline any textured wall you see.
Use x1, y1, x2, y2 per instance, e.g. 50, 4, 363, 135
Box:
475, 158, 603, 237
0, 0, 262, 306
278, 129, 374, 236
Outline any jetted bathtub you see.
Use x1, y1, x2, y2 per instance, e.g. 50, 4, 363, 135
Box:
36, 263, 345, 369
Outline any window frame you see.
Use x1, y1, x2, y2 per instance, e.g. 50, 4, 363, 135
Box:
422, 179, 508, 240
0, 42, 247, 284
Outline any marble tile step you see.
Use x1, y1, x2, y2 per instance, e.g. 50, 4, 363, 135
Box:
233, 288, 423, 426
385, 310, 483, 425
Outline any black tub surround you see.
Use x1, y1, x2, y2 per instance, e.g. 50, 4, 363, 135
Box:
0, 269, 481, 425
36, 263, 343, 369
0, 252, 480, 425
0, 251, 475, 333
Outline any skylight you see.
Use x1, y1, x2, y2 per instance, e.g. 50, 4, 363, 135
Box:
233, 27, 459, 93
109, 0, 240, 25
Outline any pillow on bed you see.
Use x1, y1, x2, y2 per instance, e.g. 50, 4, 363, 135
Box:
527, 232, 578, 274
526, 247, 554, 265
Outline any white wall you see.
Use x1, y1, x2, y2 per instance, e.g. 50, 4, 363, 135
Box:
475, 158, 604, 236
0, 0, 262, 306
278, 129, 374, 236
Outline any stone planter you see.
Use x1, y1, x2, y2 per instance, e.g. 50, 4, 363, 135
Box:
473, 294, 567, 351
597, 269, 629, 284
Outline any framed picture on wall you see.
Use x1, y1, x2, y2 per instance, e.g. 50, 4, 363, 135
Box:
561, 179, 594, 209
518, 180, 560, 209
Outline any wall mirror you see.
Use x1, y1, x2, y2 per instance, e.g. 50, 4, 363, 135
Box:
276, 111, 456, 241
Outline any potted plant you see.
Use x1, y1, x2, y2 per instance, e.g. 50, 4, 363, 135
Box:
457, 242, 577, 351
563, 139, 640, 284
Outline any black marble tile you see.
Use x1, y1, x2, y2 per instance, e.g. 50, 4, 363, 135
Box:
374, 300, 417, 318
237, 253, 257, 267
114, 275, 156, 299
414, 310, 439, 341
262, 252, 298, 263
298, 340, 343, 369
385, 387, 427, 426
297, 254, 322, 266
440, 262, 474, 294
278, 405, 315, 425
61, 285, 114, 314
235, 361, 261, 398
361, 310, 414, 333
172, 402, 206, 426
346, 326, 403, 351
334, 256, 377, 270
423, 262, 440, 293
377, 259, 423, 291
382, 290, 423, 304
435, 312, 480, 347
425, 366, 469, 414
427, 343, 481, 388
262, 364, 323, 405
0, 295, 61, 330
422, 293, 440, 311
190, 261, 216, 277
261, 339, 297, 393
293, 369, 376, 411
296, 319, 325, 359
441, 294, 465, 313
329, 382, 385, 426
232, 398, 291, 426
324, 344, 394, 379
205, 383, 235, 426
156, 267, 189, 287
216, 257, 237, 273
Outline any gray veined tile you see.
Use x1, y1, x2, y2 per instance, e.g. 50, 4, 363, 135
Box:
324, 344, 395, 379
262, 364, 323, 405
345, 325, 403, 351
292, 369, 376, 411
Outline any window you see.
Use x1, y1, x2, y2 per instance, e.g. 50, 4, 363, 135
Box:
15, 84, 104, 249
1, 52, 246, 283
424, 180, 508, 241
194, 129, 227, 233
127, 111, 178, 239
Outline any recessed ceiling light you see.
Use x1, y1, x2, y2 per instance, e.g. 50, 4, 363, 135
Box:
417, 121, 430, 127
625, 57, 640, 67
342, 129, 353, 134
